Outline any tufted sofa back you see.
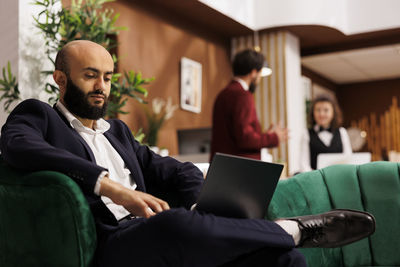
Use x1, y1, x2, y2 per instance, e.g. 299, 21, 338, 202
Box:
267, 161, 400, 267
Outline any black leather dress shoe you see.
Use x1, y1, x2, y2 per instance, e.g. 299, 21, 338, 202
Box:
288, 209, 375, 248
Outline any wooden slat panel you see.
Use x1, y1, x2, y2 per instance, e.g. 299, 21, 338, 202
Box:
352, 96, 399, 161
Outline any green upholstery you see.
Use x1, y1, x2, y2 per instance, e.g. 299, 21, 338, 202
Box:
0, 158, 97, 267
267, 161, 400, 267
3, 155, 398, 266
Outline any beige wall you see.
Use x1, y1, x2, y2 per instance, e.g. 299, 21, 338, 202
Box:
0, 0, 18, 74
0, 0, 18, 127
104, 1, 232, 155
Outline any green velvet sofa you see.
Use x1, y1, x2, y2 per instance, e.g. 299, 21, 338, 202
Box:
2, 155, 399, 267
267, 161, 400, 267
0, 157, 97, 267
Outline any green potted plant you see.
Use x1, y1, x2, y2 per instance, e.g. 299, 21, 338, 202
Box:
0, 62, 19, 112
143, 97, 177, 152
0, 0, 152, 118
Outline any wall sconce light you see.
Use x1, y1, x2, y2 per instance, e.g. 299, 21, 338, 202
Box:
253, 31, 261, 52
261, 62, 272, 77
254, 31, 272, 77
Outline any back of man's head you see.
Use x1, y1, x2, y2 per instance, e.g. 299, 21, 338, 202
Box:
232, 49, 264, 76
55, 46, 69, 75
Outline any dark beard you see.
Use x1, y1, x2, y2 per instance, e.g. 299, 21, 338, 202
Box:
63, 78, 108, 120
249, 81, 257, 94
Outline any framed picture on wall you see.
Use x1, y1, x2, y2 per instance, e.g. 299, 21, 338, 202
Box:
180, 57, 202, 113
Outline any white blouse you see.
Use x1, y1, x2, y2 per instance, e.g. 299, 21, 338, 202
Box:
299, 126, 352, 173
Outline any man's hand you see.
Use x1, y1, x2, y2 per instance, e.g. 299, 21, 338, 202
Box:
274, 125, 289, 143
99, 177, 170, 218
267, 123, 289, 143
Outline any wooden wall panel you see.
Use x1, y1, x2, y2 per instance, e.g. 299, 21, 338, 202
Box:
337, 79, 400, 160
337, 78, 400, 127
61, 0, 233, 155
350, 97, 400, 160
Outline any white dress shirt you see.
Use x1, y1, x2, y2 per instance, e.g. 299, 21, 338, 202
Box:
299, 125, 352, 173
56, 101, 135, 220
233, 77, 249, 91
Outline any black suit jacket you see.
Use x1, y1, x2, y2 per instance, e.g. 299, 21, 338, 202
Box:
1, 99, 204, 225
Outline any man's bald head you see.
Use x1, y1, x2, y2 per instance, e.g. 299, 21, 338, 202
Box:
53, 40, 114, 122
55, 40, 112, 75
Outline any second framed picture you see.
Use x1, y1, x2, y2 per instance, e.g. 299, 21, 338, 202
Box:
180, 57, 202, 113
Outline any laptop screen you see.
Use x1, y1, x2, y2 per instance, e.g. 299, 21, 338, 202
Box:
195, 153, 283, 219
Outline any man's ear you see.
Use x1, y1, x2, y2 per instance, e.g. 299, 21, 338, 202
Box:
250, 69, 259, 78
53, 70, 67, 89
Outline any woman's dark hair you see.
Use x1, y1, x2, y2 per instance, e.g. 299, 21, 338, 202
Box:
232, 49, 264, 76
308, 94, 343, 129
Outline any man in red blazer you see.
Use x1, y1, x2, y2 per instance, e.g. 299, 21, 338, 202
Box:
211, 49, 288, 160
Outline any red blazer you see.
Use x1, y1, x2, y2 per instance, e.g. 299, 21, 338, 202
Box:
211, 80, 278, 160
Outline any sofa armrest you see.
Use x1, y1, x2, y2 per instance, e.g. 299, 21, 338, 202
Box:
0, 160, 96, 267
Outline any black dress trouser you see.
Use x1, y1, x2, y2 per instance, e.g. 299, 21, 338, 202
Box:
95, 208, 307, 267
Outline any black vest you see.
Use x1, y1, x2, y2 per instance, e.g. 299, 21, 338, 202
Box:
309, 127, 343, 170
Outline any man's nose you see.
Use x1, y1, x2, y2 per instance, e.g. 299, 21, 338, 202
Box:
95, 77, 107, 91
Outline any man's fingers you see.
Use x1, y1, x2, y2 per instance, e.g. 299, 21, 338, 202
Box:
120, 189, 170, 218
127, 200, 150, 218
146, 199, 163, 213
144, 195, 170, 213
267, 124, 274, 131
148, 195, 170, 211
143, 206, 156, 218
160, 200, 170, 211
134, 202, 156, 218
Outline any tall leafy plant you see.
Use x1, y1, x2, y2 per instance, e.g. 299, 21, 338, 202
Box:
0, 0, 152, 117
0, 62, 20, 112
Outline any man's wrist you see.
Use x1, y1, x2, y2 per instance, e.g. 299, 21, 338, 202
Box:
99, 176, 124, 202
94, 171, 109, 195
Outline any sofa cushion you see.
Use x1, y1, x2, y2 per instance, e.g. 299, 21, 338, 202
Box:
358, 162, 400, 266
267, 170, 343, 267
321, 164, 371, 266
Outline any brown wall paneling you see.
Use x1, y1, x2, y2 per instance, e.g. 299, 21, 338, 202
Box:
102, 1, 232, 155
336, 78, 400, 126
336, 78, 400, 159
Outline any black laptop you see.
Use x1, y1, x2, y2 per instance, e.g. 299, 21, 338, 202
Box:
195, 153, 283, 219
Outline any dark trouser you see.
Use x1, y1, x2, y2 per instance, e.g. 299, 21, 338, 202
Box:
95, 208, 306, 267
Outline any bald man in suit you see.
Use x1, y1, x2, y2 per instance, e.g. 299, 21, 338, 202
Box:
1, 40, 375, 267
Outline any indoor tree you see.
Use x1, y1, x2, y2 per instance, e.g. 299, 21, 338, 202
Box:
0, 0, 152, 118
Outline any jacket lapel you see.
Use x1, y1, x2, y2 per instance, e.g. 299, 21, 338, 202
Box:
104, 132, 146, 191
53, 104, 146, 191
53, 105, 97, 162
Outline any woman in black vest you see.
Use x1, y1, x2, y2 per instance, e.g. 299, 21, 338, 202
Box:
299, 95, 352, 172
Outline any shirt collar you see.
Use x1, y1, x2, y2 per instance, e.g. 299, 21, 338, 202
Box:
314, 124, 332, 133
56, 101, 110, 134
233, 77, 249, 91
